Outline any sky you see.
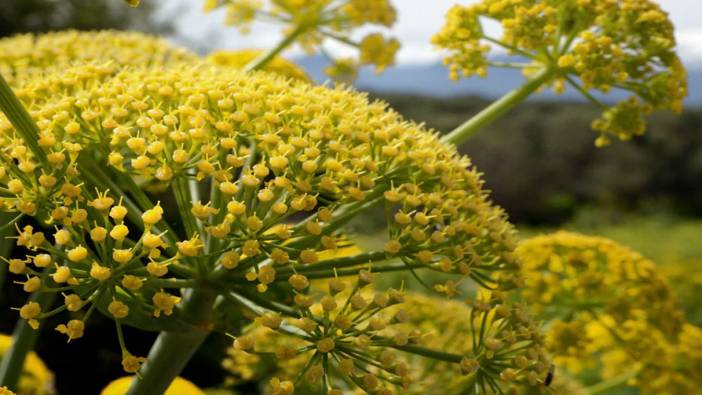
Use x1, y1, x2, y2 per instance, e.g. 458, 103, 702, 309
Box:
164, 0, 702, 67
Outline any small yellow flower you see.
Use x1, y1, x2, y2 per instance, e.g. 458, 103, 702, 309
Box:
122, 275, 144, 291
142, 203, 164, 225
67, 246, 88, 262
90, 262, 112, 282
177, 236, 204, 257
152, 291, 181, 317
110, 224, 130, 241
64, 294, 83, 312
108, 300, 130, 319
121, 354, 146, 374
19, 302, 41, 329
55, 320, 85, 341
52, 266, 71, 284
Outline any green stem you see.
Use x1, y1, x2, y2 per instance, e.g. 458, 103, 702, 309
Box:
0, 214, 23, 233
126, 287, 217, 395
244, 24, 308, 72
173, 176, 199, 239
0, 73, 48, 167
441, 68, 555, 145
391, 343, 463, 363
0, 269, 56, 390
0, 212, 14, 296
587, 370, 638, 394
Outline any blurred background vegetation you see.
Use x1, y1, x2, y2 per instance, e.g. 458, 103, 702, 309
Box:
0, 2, 700, 394
0, 0, 171, 38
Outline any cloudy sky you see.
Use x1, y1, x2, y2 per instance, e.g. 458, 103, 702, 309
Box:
164, 0, 702, 67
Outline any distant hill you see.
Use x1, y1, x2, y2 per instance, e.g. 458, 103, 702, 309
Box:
295, 55, 702, 106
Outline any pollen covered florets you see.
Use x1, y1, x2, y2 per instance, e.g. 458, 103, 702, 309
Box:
1, 63, 517, 383
0, 30, 198, 87
222, 288, 550, 394
433, 0, 687, 144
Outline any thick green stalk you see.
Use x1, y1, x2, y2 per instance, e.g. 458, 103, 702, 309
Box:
0, 270, 56, 389
587, 370, 638, 394
0, 73, 48, 167
126, 287, 216, 395
0, 212, 14, 296
173, 176, 199, 239
244, 24, 307, 72
441, 68, 555, 145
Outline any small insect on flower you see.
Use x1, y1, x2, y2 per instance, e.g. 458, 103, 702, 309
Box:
545, 363, 555, 387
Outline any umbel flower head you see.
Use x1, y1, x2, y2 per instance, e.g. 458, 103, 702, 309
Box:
222, 287, 549, 394
207, 49, 312, 82
1, 62, 522, 391
516, 231, 699, 394
0, 30, 198, 87
203, 0, 400, 81
433, 0, 687, 146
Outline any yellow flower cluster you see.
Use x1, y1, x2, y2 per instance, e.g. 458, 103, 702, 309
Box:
223, 287, 549, 394
0, 30, 198, 87
393, 292, 550, 394
516, 231, 701, 393
232, 278, 413, 394
432, 0, 687, 145
637, 323, 702, 395
0, 334, 54, 395
204, 0, 400, 80
207, 49, 311, 82
1, 60, 517, 384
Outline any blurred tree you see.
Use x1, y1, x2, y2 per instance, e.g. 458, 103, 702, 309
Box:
0, 0, 173, 38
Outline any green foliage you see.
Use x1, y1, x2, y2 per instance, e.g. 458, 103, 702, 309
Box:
0, 0, 171, 38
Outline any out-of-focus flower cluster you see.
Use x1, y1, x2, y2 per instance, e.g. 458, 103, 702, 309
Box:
0, 334, 54, 395
207, 49, 312, 82
432, 0, 687, 145
0, 29, 522, 390
100, 376, 204, 395
0, 30, 198, 87
516, 231, 702, 394
223, 288, 550, 394
203, 0, 400, 81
